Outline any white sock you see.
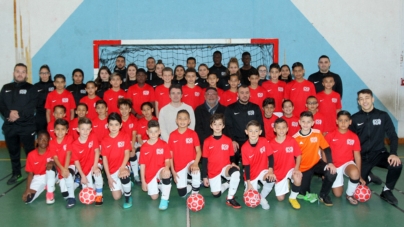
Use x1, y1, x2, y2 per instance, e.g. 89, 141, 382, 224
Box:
122, 182, 131, 197
221, 182, 229, 193
46, 170, 56, 193
130, 160, 139, 177
368, 176, 371, 182
59, 179, 67, 198
161, 182, 172, 200
227, 171, 240, 199
94, 174, 103, 196
383, 186, 390, 191
289, 191, 299, 199
191, 172, 201, 192
260, 182, 274, 199
346, 180, 359, 196
66, 174, 75, 198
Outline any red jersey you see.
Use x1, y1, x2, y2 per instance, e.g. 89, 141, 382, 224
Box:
47, 120, 56, 141
139, 139, 171, 184
263, 115, 278, 142
168, 128, 200, 172
182, 85, 204, 110
135, 116, 158, 141
312, 112, 326, 133
325, 129, 361, 168
45, 89, 76, 121
49, 135, 74, 179
248, 86, 268, 107
155, 85, 171, 111
126, 83, 155, 114
202, 135, 234, 178
103, 89, 126, 114
241, 137, 273, 180
121, 115, 138, 138
262, 80, 286, 112
25, 148, 54, 175
220, 90, 238, 107
92, 117, 109, 143
282, 115, 300, 136
71, 133, 100, 175
69, 118, 79, 141
101, 132, 132, 173
284, 80, 316, 116
317, 91, 341, 133
269, 136, 301, 180
80, 95, 101, 120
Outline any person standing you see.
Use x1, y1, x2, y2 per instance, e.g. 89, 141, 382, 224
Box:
34, 65, 54, 132
308, 55, 343, 97
0, 63, 38, 185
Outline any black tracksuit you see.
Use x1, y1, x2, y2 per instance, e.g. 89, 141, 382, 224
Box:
196, 77, 209, 89
114, 66, 127, 81
209, 65, 229, 91
194, 102, 226, 148
33, 80, 54, 131
121, 79, 137, 92
349, 108, 402, 189
240, 67, 256, 86
66, 83, 86, 106
308, 71, 343, 97
0, 81, 38, 175
96, 81, 110, 99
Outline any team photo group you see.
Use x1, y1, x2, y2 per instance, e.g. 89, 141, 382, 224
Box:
0, 51, 402, 211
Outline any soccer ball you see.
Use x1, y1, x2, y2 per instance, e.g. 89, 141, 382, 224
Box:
243, 189, 261, 208
354, 185, 371, 202
187, 194, 205, 212
79, 187, 96, 205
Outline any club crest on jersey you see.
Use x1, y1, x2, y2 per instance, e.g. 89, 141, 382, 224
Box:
143, 90, 149, 95
257, 93, 263, 98
62, 98, 68, 103
195, 92, 200, 96
129, 123, 134, 128
19, 89, 27, 94
259, 146, 266, 153
46, 157, 54, 162
347, 139, 354, 145
278, 87, 284, 92
373, 119, 381, 125
186, 138, 193, 144
49, 87, 54, 92
271, 123, 275, 128
303, 87, 310, 92
332, 98, 337, 103
292, 122, 299, 127
315, 119, 322, 124
248, 110, 255, 116
310, 137, 318, 143
63, 144, 67, 151
285, 147, 294, 153
88, 141, 93, 148
156, 148, 164, 154
118, 141, 125, 148
118, 95, 124, 98
80, 89, 86, 94
105, 123, 108, 129
221, 144, 229, 150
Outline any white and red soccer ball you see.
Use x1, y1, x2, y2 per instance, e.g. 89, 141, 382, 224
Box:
187, 194, 205, 212
79, 188, 96, 205
354, 185, 371, 202
243, 189, 261, 208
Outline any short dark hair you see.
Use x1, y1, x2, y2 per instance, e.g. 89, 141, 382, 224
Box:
242, 52, 251, 58
292, 62, 304, 70
14, 63, 27, 71
54, 74, 66, 82
117, 55, 126, 61
86, 81, 97, 87
37, 130, 50, 140
282, 99, 294, 108
118, 98, 132, 109
306, 96, 317, 103
177, 109, 190, 118
141, 102, 154, 110
237, 84, 249, 91
110, 72, 121, 80
337, 110, 352, 119
169, 83, 183, 94
263, 98, 275, 108
357, 89, 373, 97
322, 73, 334, 81
187, 57, 196, 63
269, 63, 281, 71
185, 68, 197, 76
148, 119, 159, 129
136, 68, 147, 75
108, 112, 122, 124
229, 73, 240, 81
96, 100, 107, 108
318, 55, 330, 61
207, 73, 218, 79
77, 103, 88, 111
72, 68, 84, 80
78, 117, 92, 127
162, 67, 173, 75
213, 51, 222, 56
210, 113, 225, 125
54, 118, 69, 129
248, 69, 259, 77
246, 120, 261, 130
147, 56, 155, 61
53, 105, 66, 113
274, 118, 287, 127
300, 111, 314, 119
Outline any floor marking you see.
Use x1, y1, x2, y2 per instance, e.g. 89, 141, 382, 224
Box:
0, 178, 26, 199
372, 191, 404, 213
187, 204, 191, 227
0, 165, 26, 182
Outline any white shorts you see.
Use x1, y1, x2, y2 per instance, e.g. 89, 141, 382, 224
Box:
245, 169, 269, 191
110, 166, 130, 192
176, 161, 195, 188
273, 112, 283, 118
332, 161, 356, 188
147, 167, 164, 196
274, 168, 294, 196
208, 165, 231, 193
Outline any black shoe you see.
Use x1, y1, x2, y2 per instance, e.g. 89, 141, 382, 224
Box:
380, 190, 398, 205
226, 197, 241, 209
319, 194, 333, 206
7, 174, 23, 185
368, 172, 382, 185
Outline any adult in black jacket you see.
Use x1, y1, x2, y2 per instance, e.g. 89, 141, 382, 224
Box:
224, 85, 265, 164
349, 89, 402, 205
195, 88, 226, 148
34, 65, 54, 132
114, 55, 127, 81
308, 55, 343, 97
0, 63, 38, 185
66, 68, 86, 106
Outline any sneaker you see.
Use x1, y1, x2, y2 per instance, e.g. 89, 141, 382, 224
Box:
159, 199, 169, 210
66, 198, 76, 209
46, 192, 55, 204
368, 172, 382, 185
7, 174, 23, 185
297, 192, 318, 203
319, 195, 333, 206
345, 195, 358, 206
226, 197, 242, 209
123, 197, 132, 209
260, 198, 270, 210
289, 198, 301, 209
380, 190, 398, 205
95, 196, 103, 206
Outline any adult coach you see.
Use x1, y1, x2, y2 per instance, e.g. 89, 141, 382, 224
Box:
349, 89, 402, 205
194, 87, 226, 148
114, 55, 127, 81
308, 55, 343, 97
0, 63, 38, 185
158, 84, 195, 142
224, 85, 265, 164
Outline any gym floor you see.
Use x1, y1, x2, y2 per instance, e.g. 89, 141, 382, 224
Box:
0, 147, 403, 227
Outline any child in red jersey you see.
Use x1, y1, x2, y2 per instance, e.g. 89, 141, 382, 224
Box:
72, 118, 104, 206
126, 68, 155, 118
168, 110, 201, 197
268, 118, 303, 209
220, 74, 239, 107
47, 105, 66, 141
326, 111, 362, 205
155, 67, 173, 117
182, 68, 204, 110
23, 131, 56, 204
262, 98, 278, 142
306, 96, 326, 134
49, 119, 76, 208
103, 72, 126, 114
317, 75, 342, 133
248, 70, 268, 107
242, 120, 274, 210
45, 74, 76, 122
92, 100, 109, 143
139, 120, 172, 210
101, 113, 133, 209
281, 100, 300, 135
80, 81, 101, 120
262, 63, 286, 117
202, 113, 241, 207
69, 103, 88, 141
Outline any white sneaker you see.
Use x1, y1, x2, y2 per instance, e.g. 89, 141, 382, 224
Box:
221, 182, 230, 193
260, 198, 270, 210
